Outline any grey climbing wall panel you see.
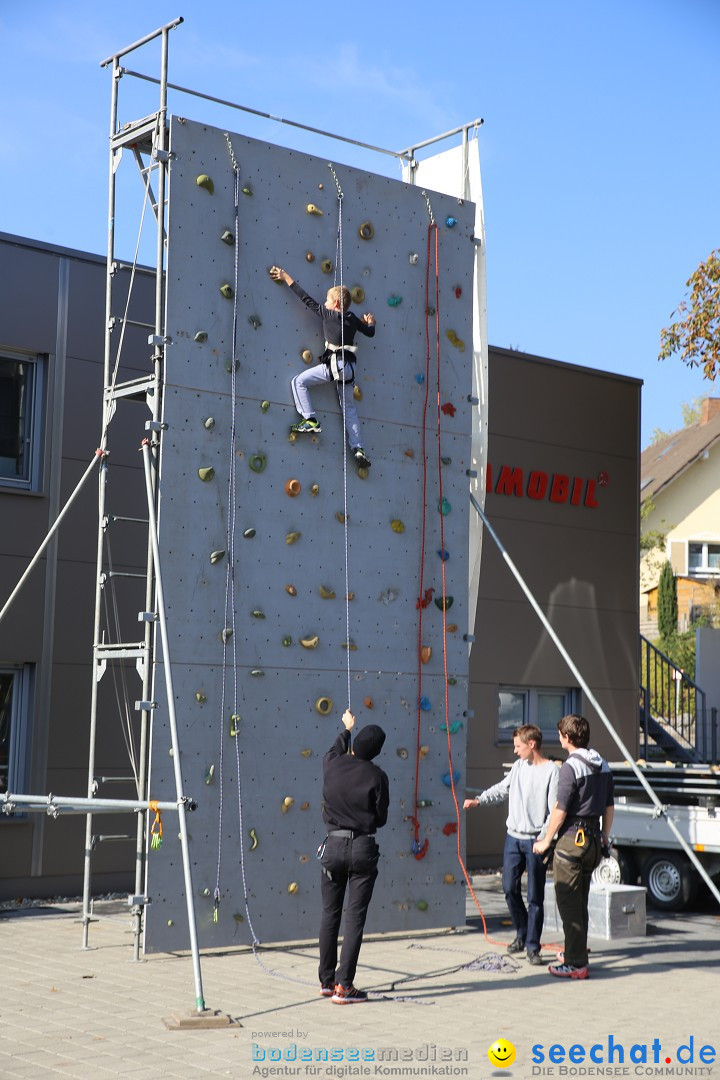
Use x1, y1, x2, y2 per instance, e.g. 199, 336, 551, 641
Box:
144, 116, 477, 951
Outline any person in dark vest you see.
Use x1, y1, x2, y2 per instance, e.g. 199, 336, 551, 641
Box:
533, 714, 614, 979
318, 709, 389, 1003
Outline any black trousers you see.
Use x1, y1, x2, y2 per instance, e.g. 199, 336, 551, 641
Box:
318, 833, 379, 988
553, 831, 602, 967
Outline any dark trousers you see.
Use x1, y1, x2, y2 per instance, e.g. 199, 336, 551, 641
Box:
318, 833, 379, 988
502, 834, 547, 952
553, 831, 601, 967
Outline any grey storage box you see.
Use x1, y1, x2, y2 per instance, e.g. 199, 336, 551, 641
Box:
543, 881, 646, 939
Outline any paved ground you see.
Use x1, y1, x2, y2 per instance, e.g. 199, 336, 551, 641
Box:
1, 875, 718, 1080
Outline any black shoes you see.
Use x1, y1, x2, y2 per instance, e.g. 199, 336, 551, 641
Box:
527, 950, 543, 966
507, 937, 525, 954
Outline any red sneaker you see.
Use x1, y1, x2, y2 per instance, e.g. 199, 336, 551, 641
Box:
331, 984, 369, 1004
548, 963, 589, 980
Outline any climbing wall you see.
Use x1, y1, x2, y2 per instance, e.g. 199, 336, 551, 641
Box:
144, 116, 477, 951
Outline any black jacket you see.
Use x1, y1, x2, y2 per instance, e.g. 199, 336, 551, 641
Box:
322, 730, 389, 835
290, 281, 376, 350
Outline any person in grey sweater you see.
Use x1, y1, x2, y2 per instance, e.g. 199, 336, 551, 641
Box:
464, 724, 559, 964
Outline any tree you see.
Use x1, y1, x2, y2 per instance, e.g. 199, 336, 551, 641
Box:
657, 560, 678, 643
659, 250, 720, 379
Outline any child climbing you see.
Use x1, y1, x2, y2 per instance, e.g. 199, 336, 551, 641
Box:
269, 265, 375, 468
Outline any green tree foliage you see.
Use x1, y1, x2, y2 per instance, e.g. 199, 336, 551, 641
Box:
659, 250, 720, 379
640, 498, 669, 554
657, 560, 678, 643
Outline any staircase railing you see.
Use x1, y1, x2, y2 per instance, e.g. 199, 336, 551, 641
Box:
640, 635, 708, 761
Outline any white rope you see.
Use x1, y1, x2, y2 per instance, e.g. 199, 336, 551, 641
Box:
329, 163, 352, 711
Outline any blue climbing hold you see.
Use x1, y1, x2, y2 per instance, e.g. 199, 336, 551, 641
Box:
419, 696, 431, 712
415, 373, 425, 384
442, 771, 461, 787
437, 549, 449, 561
439, 497, 451, 516
445, 216, 458, 228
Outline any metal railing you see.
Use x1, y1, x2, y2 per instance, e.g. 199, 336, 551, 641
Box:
640, 635, 709, 761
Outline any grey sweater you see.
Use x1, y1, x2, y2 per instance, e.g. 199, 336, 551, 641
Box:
478, 759, 560, 840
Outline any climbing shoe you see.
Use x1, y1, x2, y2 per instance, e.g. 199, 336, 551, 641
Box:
548, 963, 589, 980
353, 447, 371, 468
291, 418, 321, 434
331, 984, 369, 1004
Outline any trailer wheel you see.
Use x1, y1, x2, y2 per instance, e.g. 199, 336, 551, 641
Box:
592, 848, 636, 886
641, 853, 699, 912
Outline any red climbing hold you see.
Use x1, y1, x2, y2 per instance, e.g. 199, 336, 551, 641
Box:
442, 822, 458, 837
441, 402, 456, 417
416, 587, 435, 610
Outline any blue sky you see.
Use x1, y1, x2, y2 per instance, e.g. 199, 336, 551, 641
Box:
1, 0, 717, 447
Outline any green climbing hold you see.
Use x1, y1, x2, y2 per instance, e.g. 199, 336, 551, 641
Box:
194, 331, 208, 343
434, 596, 454, 611
204, 765, 215, 785
321, 259, 333, 274
209, 550, 226, 564
439, 496, 452, 516
196, 174, 214, 193
220, 627, 233, 642
251, 610, 266, 619
261, 400, 270, 412
416, 899, 429, 912
220, 283, 234, 299
198, 467, 215, 482
387, 296, 402, 307
249, 828, 259, 850
243, 528, 256, 539
242, 185, 253, 196
229, 714, 241, 737
204, 417, 215, 429
195, 692, 206, 704
282, 636, 293, 647
249, 453, 266, 473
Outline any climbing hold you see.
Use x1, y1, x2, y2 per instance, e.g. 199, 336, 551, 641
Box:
363, 697, 374, 710
300, 802, 310, 811
442, 822, 458, 836
261, 400, 270, 412
194, 331, 208, 343
251, 609, 265, 619
353, 384, 362, 401
441, 456, 452, 465
248, 315, 262, 331
220, 229, 235, 245
250, 669, 264, 677
391, 519, 405, 533
414, 838, 430, 860
287, 882, 299, 894
321, 259, 333, 274
416, 588, 435, 610
419, 696, 431, 711
243, 528, 256, 539
387, 295, 402, 307
420, 646, 432, 664
379, 588, 399, 605
204, 417, 215, 429
196, 174, 214, 193
300, 748, 312, 758
307, 483, 318, 498
249, 829, 259, 851
306, 204, 323, 215
435, 596, 454, 611
210, 550, 225, 564
416, 899, 429, 911
454, 286, 462, 299
200, 887, 211, 897
445, 216, 458, 228
409, 253, 419, 265
442, 771, 461, 787
204, 765, 215, 785
220, 628, 233, 643
404, 449, 415, 459
336, 511, 347, 524
301, 349, 314, 364
282, 636, 293, 647
437, 549, 449, 561
416, 799, 432, 808
319, 585, 336, 599
285, 584, 297, 596
350, 286, 365, 304
419, 745, 429, 758
415, 373, 425, 384
299, 854, 310, 864
440, 721, 464, 734
285, 478, 301, 497
225, 358, 239, 373
282, 796, 295, 813
248, 453, 266, 473
346, 592, 355, 601
315, 697, 333, 715
357, 467, 369, 480
229, 714, 241, 736
397, 747, 408, 759
220, 283, 234, 299
448, 676, 457, 685
198, 467, 215, 482
446, 623, 458, 633
242, 185, 253, 196
195, 692, 206, 704
446, 330, 465, 352
427, 306, 436, 316
342, 641, 358, 651
286, 531, 301, 545
167, 920, 174, 927
300, 635, 319, 649
439, 496, 452, 515
358, 221, 374, 240
305, 251, 315, 262
443, 873, 457, 885
441, 402, 457, 418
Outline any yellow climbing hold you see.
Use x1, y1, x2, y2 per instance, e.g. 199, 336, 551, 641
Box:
261, 400, 270, 411
311, 483, 319, 496
336, 511, 347, 524
300, 802, 310, 811
282, 796, 295, 813
391, 519, 405, 533
421, 646, 432, 664
287, 882, 299, 894
300, 748, 312, 758
315, 697, 333, 715
306, 204, 323, 215
249, 828, 259, 850
353, 384, 363, 401
196, 174, 214, 193
351, 286, 365, 304
319, 585, 336, 599
210, 550, 225, 564
242, 185, 253, 196
357, 467, 369, 480
229, 714, 241, 737
300, 635, 319, 649
198, 467, 215, 482
358, 221, 374, 240
446, 329, 466, 352
301, 349, 314, 364
285, 584, 298, 596
220, 283, 234, 299
286, 531, 301, 545
419, 745, 430, 758
443, 873, 457, 885
321, 259, 333, 274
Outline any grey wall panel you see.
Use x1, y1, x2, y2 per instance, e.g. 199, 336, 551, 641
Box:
144, 118, 474, 950
0, 245, 59, 352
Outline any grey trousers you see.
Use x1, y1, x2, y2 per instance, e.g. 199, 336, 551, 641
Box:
291, 362, 361, 449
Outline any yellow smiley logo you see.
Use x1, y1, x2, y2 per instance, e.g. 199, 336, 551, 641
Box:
488, 1039, 516, 1069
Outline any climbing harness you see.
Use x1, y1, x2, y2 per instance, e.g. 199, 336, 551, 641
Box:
149, 800, 163, 850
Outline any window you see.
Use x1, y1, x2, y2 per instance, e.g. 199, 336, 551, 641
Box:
0, 352, 44, 490
497, 686, 578, 744
688, 541, 720, 576
0, 666, 33, 797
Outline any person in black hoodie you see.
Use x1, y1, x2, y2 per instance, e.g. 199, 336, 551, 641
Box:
533, 714, 614, 980
318, 709, 389, 1004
